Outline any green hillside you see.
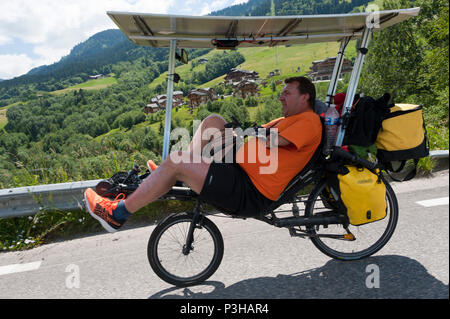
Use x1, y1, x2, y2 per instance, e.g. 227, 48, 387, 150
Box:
149, 41, 356, 91
0, 107, 8, 130
50, 75, 118, 95
148, 52, 212, 91
239, 42, 345, 77
203, 41, 357, 88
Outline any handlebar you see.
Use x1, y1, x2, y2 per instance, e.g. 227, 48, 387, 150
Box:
331, 146, 378, 171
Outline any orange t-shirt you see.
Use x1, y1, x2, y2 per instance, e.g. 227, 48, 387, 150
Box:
236, 110, 322, 201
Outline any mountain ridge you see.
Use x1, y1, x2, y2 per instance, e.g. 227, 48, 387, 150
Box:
26, 29, 129, 77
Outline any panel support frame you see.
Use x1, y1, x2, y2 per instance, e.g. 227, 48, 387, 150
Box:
162, 39, 177, 160
335, 26, 373, 146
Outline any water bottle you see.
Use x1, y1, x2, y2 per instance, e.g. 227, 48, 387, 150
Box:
324, 104, 340, 155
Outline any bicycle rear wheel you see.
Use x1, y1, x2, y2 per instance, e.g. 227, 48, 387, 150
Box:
305, 177, 398, 260
148, 212, 224, 287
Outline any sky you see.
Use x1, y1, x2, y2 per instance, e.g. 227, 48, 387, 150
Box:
0, 0, 249, 80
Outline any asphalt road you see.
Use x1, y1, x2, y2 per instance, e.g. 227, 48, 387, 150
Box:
0, 170, 448, 299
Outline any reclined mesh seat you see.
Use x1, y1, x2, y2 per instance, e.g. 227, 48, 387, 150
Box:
258, 125, 325, 216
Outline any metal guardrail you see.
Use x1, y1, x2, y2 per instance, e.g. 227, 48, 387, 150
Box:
429, 150, 449, 159
0, 179, 102, 219
0, 150, 448, 219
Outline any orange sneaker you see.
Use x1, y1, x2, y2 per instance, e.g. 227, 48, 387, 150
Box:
147, 160, 158, 172
84, 188, 126, 233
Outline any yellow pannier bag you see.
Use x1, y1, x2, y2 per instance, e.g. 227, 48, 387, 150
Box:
376, 104, 428, 157
337, 166, 387, 226
375, 104, 429, 182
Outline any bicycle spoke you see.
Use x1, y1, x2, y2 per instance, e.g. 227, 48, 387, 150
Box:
306, 179, 398, 260
154, 219, 217, 279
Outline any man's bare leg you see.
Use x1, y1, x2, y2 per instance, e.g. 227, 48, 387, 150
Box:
189, 114, 227, 156
147, 114, 227, 170
124, 114, 227, 214
123, 151, 211, 213
84, 114, 229, 231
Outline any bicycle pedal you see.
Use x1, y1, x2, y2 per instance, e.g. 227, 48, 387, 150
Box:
288, 227, 308, 238
344, 233, 356, 241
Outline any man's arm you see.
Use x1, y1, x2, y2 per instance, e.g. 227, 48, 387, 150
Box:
265, 132, 292, 148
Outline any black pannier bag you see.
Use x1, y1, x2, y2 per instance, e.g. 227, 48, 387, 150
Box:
343, 93, 391, 147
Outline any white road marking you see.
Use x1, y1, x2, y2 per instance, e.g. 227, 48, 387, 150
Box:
0, 261, 42, 276
415, 197, 449, 207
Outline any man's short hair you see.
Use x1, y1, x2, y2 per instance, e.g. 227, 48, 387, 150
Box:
284, 76, 316, 108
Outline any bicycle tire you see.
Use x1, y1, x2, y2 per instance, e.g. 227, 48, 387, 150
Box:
148, 212, 224, 287
305, 176, 398, 261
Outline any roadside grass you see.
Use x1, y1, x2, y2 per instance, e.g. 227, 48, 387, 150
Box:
418, 124, 450, 172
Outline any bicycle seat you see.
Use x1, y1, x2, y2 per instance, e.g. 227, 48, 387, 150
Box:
163, 186, 198, 201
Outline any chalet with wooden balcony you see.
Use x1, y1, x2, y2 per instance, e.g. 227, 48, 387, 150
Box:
308, 57, 353, 82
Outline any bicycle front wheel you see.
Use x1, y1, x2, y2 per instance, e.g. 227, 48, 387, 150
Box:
305, 177, 399, 261
148, 212, 224, 287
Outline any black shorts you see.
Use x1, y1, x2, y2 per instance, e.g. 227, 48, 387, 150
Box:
199, 162, 274, 217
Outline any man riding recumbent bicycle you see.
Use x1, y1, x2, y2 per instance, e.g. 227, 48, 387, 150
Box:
84, 76, 399, 287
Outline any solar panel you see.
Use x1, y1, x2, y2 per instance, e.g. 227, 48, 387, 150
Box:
107, 7, 420, 48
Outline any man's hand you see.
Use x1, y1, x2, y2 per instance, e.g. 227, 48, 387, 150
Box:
265, 131, 292, 148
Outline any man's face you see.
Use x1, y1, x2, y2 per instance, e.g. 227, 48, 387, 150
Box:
279, 82, 310, 117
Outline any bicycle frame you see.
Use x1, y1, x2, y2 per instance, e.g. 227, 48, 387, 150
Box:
175, 173, 350, 253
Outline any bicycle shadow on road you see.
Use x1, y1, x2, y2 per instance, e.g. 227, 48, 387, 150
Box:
149, 255, 448, 299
